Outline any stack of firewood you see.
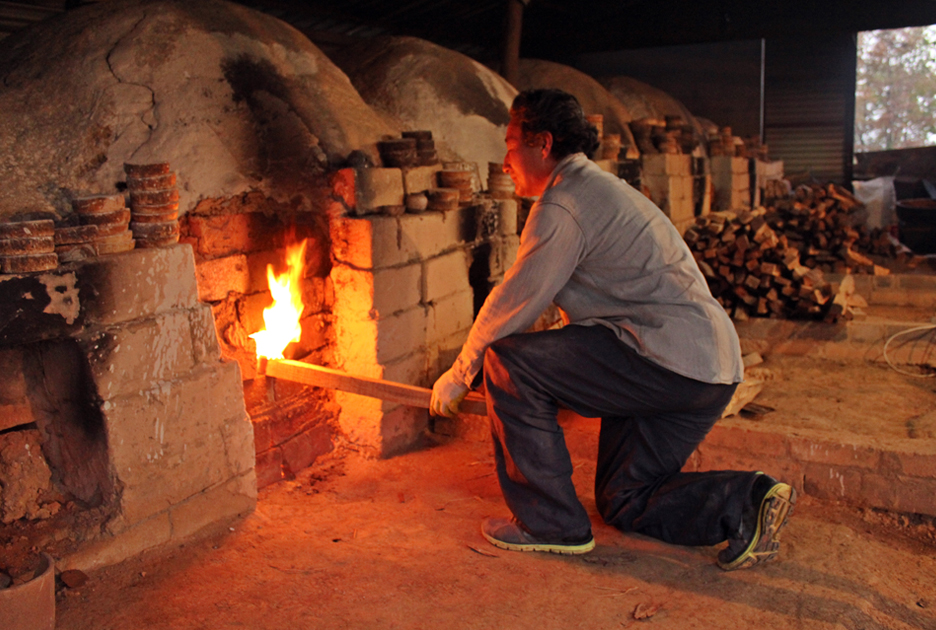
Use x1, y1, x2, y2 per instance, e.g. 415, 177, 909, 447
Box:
685, 183, 893, 322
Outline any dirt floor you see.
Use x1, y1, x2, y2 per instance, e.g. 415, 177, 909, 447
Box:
749, 355, 936, 439
52, 391, 936, 630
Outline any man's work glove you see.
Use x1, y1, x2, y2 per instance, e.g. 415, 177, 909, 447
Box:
430, 368, 469, 418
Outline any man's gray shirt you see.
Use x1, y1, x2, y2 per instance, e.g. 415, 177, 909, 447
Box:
452, 153, 744, 388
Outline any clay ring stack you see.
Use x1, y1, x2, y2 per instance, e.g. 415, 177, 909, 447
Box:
601, 134, 622, 161
72, 194, 134, 255
125, 163, 180, 249
425, 188, 460, 212
0, 220, 58, 274
487, 162, 515, 200
377, 138, 419, 168
402, 130, 438, 166
54, 224, 99, 263
437, 169, 474, 205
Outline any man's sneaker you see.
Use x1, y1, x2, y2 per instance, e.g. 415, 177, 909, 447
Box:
718, 473, 796, 571
481, 518, 595, 555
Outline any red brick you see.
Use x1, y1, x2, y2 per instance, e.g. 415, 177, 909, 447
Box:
329, 168, 356, 211
893, 449, 936, 478
255, 447, 284, 488
703, 424, 791, 456
849, 472, 936, 516
804, 463, 862, 502
184, 213, 280, 258
858, 472, 900, 510
878, 451, 902, 474
695, 445, 805, 491
280, 427, 333, 476
195, 254, 249, 302
251, 396, 322, 447
788, 436, 881, 470
892, 476, 936, 516
323, 198, 346, 219
251, 414, 274, 452
270, 375, 312, 402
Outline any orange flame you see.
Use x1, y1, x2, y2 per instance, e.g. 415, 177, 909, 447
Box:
250, 240, 308, 360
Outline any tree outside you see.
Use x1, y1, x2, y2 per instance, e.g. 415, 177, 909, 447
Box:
855, 25, 936, 152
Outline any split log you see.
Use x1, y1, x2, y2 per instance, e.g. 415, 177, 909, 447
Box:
720, 378, 764, 418
686, 181, 899, 321
263, 359, 488, 416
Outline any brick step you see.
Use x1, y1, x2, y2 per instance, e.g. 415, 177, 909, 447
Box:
737, 315, 936, 365
833, 272, 936, 307
858, 303, 935, 323
560, 407, 936, 520
687, 417, 936, 519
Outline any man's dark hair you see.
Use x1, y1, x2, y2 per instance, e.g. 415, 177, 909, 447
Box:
510, 89, 600, 160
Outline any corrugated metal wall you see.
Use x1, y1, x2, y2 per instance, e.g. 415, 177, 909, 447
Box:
764, 34, 857, 185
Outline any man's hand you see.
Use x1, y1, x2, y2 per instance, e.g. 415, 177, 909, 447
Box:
430, 368, 469, 418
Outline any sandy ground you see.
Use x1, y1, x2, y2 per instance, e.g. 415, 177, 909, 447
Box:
54, 407, 936, 630
751, 355, 936, 439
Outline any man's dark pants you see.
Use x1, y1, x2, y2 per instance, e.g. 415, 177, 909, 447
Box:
482, 324, 759, 546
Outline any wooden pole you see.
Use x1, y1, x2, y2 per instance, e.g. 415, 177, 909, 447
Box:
501, 0, 526, 87
264, 359, 488, 416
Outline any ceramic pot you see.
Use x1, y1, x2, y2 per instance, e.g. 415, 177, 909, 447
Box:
0, 553, 56, 630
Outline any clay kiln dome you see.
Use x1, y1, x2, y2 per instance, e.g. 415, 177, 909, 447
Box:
600, 76, 705, 139
332, 36, 517, 169
515, 58, 636, 151
0, 0, 395, 219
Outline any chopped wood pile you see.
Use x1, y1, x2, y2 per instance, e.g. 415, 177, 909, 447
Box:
685, 182, 898, 322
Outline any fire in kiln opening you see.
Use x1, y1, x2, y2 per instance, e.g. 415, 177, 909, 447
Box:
250, 239, 308, 360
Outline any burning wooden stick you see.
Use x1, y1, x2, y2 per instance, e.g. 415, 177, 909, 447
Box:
257, 358, 488, 416
247, 239, 485, 415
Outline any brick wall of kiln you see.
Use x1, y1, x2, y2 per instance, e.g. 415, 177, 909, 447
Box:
181, 165, 520, 469
329, 197, 519, 457
0, 246, 256, 571
179, 190, 339, 487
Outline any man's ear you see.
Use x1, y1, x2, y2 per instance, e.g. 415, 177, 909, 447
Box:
540, 132, 554, 159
